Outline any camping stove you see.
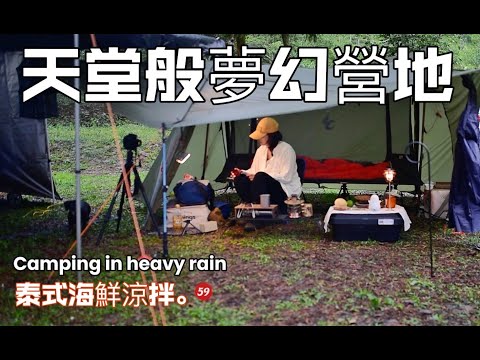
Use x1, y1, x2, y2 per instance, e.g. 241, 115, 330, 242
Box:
285, 195, 304, 219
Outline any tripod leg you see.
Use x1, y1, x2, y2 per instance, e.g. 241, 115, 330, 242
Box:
115, 163, 134, 233
116, 180, 128, 233
181, 219, 202, 236
96, 173, 123, 245
133, 167, 167, 257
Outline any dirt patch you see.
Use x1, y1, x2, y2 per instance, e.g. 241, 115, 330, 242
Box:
173, 217, 480, 326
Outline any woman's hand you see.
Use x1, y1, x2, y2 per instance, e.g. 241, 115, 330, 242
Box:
230, 168, 254, 181
230, 167, 242, 179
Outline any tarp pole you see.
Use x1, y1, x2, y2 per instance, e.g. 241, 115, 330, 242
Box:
74, 34, 82, 282
420, 103, 427, 171
413, 102, 421, 169
221, 122, 228, 159
161, 123, 169, 258
44, 118, 55, 203
201, 124, 210, 180
385, 95, 392, 161
249, 118, 257, 154
149, 127, 175, 219
408, 99, 413, 144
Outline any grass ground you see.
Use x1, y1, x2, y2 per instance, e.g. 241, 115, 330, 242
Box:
1, 120, 479, 327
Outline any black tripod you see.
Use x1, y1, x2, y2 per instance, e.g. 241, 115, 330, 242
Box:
96, 148, 162, 250
181, 219, 202, 235
338, 182, 350, 199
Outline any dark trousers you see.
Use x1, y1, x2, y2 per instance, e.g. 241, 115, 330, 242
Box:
233, 172, 287, 213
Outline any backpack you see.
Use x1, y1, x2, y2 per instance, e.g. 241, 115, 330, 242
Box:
173, 179, 215, 210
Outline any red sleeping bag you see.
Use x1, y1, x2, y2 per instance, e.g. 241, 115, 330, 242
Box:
298, 156, 390, 181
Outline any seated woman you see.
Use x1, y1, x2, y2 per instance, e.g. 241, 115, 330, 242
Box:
231, 117, 302, 214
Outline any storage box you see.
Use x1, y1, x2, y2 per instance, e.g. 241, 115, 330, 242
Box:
329, 213, 404, 242
430, 189, 449, 219
198, 221, 218, 233
166, 204, 210, 228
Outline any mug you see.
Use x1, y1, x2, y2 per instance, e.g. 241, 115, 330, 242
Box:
384, 192, 397, 208
260, 194, 270, 207
302, 203, 313, 217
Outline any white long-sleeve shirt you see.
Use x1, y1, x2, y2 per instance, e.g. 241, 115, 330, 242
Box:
246, 141, 302, 197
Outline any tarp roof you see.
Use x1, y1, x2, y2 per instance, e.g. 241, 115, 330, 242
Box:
114, 58, 480, 129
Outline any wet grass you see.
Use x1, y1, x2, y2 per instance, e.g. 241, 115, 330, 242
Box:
1, 122, 479, 326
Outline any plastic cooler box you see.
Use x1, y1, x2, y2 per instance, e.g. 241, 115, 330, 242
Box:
329, 213, 404, 242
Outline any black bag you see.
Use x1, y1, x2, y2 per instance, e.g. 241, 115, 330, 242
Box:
173, 179, 215, 210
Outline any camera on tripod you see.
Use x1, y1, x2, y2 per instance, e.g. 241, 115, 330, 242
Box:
123, 133, 142, 152
97, 132, 161, 245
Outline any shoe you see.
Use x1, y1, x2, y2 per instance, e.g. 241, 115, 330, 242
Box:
244, 222, 256, 232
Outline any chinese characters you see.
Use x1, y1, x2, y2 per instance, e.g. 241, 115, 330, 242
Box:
16, 281, 187, 307
21, 45, 454, 105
